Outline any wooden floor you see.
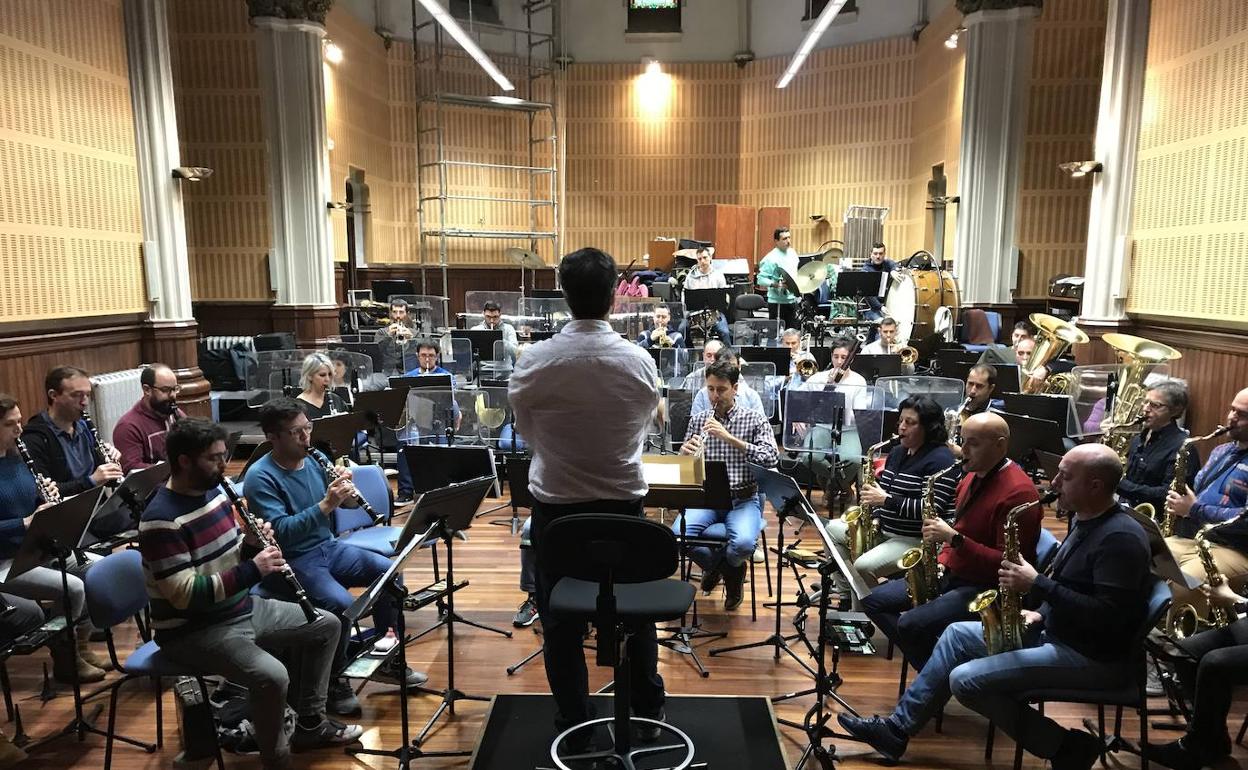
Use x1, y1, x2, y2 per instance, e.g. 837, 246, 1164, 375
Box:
9, 488, 1247, 769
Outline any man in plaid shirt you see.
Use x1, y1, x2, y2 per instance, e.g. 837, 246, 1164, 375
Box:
673, 360, 779, 610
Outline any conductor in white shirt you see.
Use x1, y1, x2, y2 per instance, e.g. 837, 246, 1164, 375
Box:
509, 247, 666, 738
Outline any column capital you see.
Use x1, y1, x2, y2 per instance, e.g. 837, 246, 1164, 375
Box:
246, 0, 333, 24
956, 0, 1042, 14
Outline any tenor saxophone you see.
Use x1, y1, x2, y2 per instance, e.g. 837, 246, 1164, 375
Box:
898, 462, 961, 607
968, 494, 1050, 655
1170, 521, 1235, 638
1161, 425, 1229, 538
843, 435, 896, 561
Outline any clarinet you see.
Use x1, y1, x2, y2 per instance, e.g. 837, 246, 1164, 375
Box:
15, 438, 61, 505
220, 482, 320, 624
306, 448, 384, 525
80, 409, 123, 489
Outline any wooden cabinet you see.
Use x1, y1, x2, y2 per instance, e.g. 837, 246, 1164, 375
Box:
693, 204, 757, 266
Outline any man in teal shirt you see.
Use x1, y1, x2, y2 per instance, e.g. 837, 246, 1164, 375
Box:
756, 227, 799, 328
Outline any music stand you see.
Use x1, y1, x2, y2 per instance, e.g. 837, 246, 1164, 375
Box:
993, 364, 1022, 394
83, 461, 171, 547
999, 411, 1066, 475
310, 412, 368, 459
403, 445, 494, 495
451, 329, 504, 364
8, 487, 144, 752
389, 374, 453, 391
740, 346, 792, 375
1124, 508, 1203, 590
343, 510, 465, 765
849, 354, 903, 383
685, 288, 733, 319
400, 476, 505, 747
835, 271, 887, 304
1002, 392, 1074, 428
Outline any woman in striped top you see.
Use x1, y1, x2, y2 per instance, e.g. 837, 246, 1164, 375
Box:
828, 395, 962, 603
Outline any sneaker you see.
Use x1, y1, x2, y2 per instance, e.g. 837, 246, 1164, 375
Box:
1051, 728, 1103, 770
290, 717, 363, 753
326, 678, 361, 717
837, 714, 907, 764
513, 596, 539, 628
374, 659, 428, 688
372, 630, 399, 654
1146, 664, 1164, 697
635, 708, 666, 743
395, 493, 414, 506
751, 542, 765, 563
698, 568, 722, 594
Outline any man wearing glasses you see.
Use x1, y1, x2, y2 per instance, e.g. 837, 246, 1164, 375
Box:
113, 363, 186, 473
244, 398, 428, 717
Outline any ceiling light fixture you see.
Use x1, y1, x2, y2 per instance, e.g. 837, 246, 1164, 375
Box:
777, 0, 849, 89
1058, 161, 1103, 178
416, 0, 514, 91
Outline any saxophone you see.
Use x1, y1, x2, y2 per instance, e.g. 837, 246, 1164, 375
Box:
1170, 520, 1236, 638
898, 462, 961, 607
843, 435, 896, 561
1161, 425, 1229, 538
968, 494, 1051, 655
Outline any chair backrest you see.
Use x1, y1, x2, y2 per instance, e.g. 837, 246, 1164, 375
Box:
735, 293, 765, 314
540, 514, 679, 584
1035, 528, 1060, 572
333, 463, 391, 533
85, 550, 149, 629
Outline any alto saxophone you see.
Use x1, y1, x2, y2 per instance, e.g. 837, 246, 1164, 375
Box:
843, 435, 896, 561
1161, 425, 1229, 538
898, 462, 961, 607
1170, 520, 1236, 638
16, 438, 61, 505
968, 494, 1051, 655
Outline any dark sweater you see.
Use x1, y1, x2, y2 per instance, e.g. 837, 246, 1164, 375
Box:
1118, 422, 1199, 517
939, 459, 1041, 587
1030, 502, 1151, 662
20, 412, 105, 498
296, 392, 347, 421
0, 454, 39, 558
875, 443, 961, 538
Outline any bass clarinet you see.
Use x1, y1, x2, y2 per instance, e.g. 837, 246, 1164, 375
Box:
16, 437, 61, 505
306, 448, 384, 525
220, 482, 320, 624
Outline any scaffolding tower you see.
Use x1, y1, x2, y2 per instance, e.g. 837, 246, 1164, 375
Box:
412, 0, 562, 321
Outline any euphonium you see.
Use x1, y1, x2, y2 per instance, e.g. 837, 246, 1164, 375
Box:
843, 435, 896, 561
1161, 425, 1229, 538
898, 462, 961, 607
1099, 333, 1183, 461
1021, 313, 1089, 394
968, 492, 1054, 654
1170, 522, 1233, 638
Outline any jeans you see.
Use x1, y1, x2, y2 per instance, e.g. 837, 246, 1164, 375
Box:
892, 621, 1131, 760
862, 574, 983, 669
672, 493, 764, 570
532, 497, 664, 730
0, 554, 95, 632
1175, 617, 1248, 745
159, 597, 341, 766
283, 539, 399, 673
519, 517, 536, 595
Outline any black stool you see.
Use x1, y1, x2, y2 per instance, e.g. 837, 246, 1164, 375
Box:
543, 513, 697, 770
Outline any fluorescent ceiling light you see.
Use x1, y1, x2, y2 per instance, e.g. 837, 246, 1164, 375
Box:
777, 0, 848, 89
489, 95, 525, 105
416, 0, 514, 92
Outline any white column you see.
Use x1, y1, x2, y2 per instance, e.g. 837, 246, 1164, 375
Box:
123, 0, 193, 323
253, 16, 335, 307
952, 6, 1040, 306
1078, 0, 1151, 324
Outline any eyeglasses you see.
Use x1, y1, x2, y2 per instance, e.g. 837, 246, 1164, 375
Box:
152, 385, 181, 396
285, 424, 314, 437
1143, 400, 1169, 410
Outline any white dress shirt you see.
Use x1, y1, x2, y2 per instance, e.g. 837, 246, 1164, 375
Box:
509, 319, 659, 504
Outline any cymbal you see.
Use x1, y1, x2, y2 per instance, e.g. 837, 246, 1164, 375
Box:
794, 259, 828, 295
504, 247, 545, 270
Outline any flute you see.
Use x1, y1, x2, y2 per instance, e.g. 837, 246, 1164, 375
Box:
220, 482, 320, 624
306, 449, 384, 525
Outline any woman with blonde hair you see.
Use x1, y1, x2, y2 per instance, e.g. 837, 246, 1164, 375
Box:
295, 353, 347, 420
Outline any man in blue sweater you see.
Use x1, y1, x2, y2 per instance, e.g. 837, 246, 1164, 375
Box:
244, 398, 426, 717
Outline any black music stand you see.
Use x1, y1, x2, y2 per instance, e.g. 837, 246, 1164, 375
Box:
83, 461, 171, 547
8, 488, 150, 753
1001, 392, 1072, 426
310, 411, 368, 459
648, 460, 732, 678
999, 411, 1066, 477
992, 364, 1023, 394
849, 354, 903, 383
685, 288, 733, 322
835, 271, 887, 305
451, 329, 503, 363
389, 374, 453, 391
739, 346, 792, 375
400, 476, 505, 747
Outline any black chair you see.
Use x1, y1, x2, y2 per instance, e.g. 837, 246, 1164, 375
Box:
541, 513, 697, 770
734, 292, 766, 318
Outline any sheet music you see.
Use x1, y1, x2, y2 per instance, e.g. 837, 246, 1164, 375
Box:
643, 463, 683, 485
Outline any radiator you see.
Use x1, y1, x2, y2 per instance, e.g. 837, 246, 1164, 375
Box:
201, 335, 256, 352
842, 204, 890, 269
89, 369, 144, 444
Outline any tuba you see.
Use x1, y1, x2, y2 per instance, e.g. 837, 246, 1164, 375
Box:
968, 495, 1049, 655
1160, 425, 1229, 538
1099, 333, 1183, 461
898, 462, 961, 607
843, 435, 896, 561
1021, 314, 1089, 394
1169, 521, 1235, 638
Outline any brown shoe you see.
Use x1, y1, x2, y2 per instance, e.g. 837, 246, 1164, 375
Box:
50, 637, 106, 684
0, 728, 26, 768
77, 636, 114, 672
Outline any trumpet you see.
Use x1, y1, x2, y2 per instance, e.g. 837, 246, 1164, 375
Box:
220, 481, 319, 624
16, 437, 60, 505
897, 345, 918, 365
651, 327, 674, 348
306, 449, 384, 525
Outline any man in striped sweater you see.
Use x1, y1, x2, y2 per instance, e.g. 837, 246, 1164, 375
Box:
139, 419, 361, 768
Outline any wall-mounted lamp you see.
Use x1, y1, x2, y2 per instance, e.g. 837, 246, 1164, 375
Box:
172, 166, 213, 181
930, 195, 959, 205
944, 27, 966, 49
327, 201, 353, 211
323, 40, 344, 65
1058, 161, 1103, 178
809, 214, 826, 222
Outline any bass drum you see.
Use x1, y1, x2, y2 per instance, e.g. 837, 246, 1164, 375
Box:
883, 269, 961, 344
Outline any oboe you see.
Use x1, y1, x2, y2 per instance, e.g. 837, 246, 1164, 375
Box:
15, 438, 61, 505
306, 449, 383, 525
220, 482, 320, 624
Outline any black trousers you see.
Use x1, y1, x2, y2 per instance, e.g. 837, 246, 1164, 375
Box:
1175, 616, 1248, 746
768, 301, 796, 330
531, 497, 665, 730
861, 574, 983, 669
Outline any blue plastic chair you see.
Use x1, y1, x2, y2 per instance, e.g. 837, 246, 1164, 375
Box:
333, 463, 404, 556
84, 549, 224, 769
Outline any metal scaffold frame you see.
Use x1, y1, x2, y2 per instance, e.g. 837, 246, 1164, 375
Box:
411, 0, 562, 321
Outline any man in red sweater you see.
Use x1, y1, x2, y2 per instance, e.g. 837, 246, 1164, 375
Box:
862, 413, 1041, 667
113, 364, 185, 473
